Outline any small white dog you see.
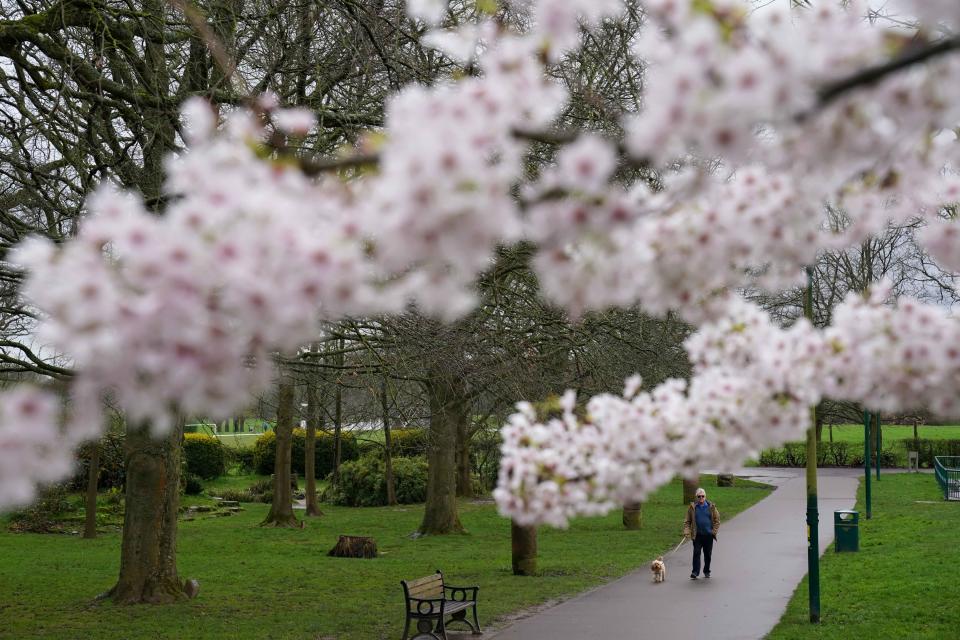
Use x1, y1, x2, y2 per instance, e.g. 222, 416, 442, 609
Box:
651, 556, 666, 583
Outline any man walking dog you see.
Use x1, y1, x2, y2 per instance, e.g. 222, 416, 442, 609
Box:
683, 487, 720, 579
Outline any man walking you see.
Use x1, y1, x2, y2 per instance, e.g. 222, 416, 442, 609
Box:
683, 487, 720, 579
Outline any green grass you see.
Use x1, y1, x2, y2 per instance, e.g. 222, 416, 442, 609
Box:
766, 473, 958, 639
822, 424, 960, 444
0, 475, 770, 640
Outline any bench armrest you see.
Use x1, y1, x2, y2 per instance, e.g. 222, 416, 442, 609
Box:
443, 584, 479, 602
405, 597, 446, 616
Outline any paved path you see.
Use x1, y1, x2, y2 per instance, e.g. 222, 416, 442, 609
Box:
487, 468, 860, 640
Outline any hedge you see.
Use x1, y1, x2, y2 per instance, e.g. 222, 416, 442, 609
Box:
900, 438, 960, 468
253, 429, 359, 477
183, 433, 226, 479
323, 455, 428, 506
758, 441, 898, 468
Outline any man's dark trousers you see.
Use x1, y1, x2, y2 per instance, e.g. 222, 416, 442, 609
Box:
692, 533, 714, 576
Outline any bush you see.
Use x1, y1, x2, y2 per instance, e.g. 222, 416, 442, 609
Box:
324, 455, 428, 507
183, 433, 226, 479
252, 429, 359, 477
183, 473, 204, 495
233, 446, 257, 473
390, 429, 428, 457
209, 489, 257, 503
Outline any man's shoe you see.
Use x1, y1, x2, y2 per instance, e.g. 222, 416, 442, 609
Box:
704, 572, 711, 578
690, 573, 698, 580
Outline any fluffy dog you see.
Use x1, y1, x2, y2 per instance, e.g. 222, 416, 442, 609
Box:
651, 556, 666, 583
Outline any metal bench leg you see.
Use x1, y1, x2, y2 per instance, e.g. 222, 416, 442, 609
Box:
435, 616, 449, 640
402, 615, 411, 640
444, 609, 480, 635
472, 603, 482, 635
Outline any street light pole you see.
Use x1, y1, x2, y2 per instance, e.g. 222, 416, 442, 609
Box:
875, 413, 881, 480
804, 266, 820, 623
864, 410, 872, 519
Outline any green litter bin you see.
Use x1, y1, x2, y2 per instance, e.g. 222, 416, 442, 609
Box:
834, 510, 859, 552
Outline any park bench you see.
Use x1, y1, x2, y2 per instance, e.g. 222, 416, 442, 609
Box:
401, 570, 481, 640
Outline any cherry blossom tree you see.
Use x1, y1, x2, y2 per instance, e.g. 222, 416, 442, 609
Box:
5, 1, 960, 539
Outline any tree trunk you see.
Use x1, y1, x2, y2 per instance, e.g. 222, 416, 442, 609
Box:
419, 371, 466, 535
456, 415, 473, 499
333, 339, 343, 485
829, 421, 834, 444
815, 413, 823, 443
304, 384, 323, 517
82, 443, 100, 539
511, 520, 537, 575
107, 419, 186, 604
682, 475, 700, 504
262, 369, 300, 527
382, 377, 397, 506
622, 502, 642, 530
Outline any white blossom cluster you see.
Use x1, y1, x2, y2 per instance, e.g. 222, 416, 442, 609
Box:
495, 298, 823, 527
0, 388, 69, 508
9, 0, 960, 513
12, 101, 380, 457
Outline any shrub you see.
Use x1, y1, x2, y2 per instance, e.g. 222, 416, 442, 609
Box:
252, 429, 359, 477
183, 473, 204, 495
209, 489, 257, 503
183, 433, 226, 479
390, 429, 429, 457
323, 455, 428, 507
233, 446, 257, 473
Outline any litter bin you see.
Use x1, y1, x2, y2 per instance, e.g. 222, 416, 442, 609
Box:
834, 510, 859, 552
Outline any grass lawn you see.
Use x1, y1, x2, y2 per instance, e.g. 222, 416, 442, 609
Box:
0, 476, 770, 640
822, 424, 960, 444
767, 473, 957, 639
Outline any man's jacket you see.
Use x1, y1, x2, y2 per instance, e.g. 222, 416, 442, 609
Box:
683, 501, 720, 538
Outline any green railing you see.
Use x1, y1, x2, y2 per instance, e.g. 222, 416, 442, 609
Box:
934, 456, 960, 501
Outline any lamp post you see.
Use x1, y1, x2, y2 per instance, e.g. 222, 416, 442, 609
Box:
864, 410, 872, 520
804, 265, 820, 623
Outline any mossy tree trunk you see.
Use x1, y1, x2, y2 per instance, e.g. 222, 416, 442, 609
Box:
455, 415, 473, 499
107, 419, 186, 604
332, 339, 343, 485
262, 368, 300, 527
682, 475, 700, 504
419, 370, 466, 535
511, 520, 537, 575
83, 443, 100, 539
304, 384, 322, 517
382, 377, 397, 506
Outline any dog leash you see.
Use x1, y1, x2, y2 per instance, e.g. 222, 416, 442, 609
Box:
673, 537, 686, 554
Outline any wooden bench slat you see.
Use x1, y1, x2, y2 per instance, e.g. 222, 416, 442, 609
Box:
405, 574, 443, 590
407, 583, 443, 598
443, 601, 471, 614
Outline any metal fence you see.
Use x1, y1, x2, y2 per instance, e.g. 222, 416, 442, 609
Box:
934, 456, 960, 501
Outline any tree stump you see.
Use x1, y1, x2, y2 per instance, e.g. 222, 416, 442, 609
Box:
327, 535, 378, 559
511, 520, 537, 576
622, 503, 642, 530
717, 474, 735, 487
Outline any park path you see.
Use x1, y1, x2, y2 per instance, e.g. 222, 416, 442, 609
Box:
485, 468, 860, 640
